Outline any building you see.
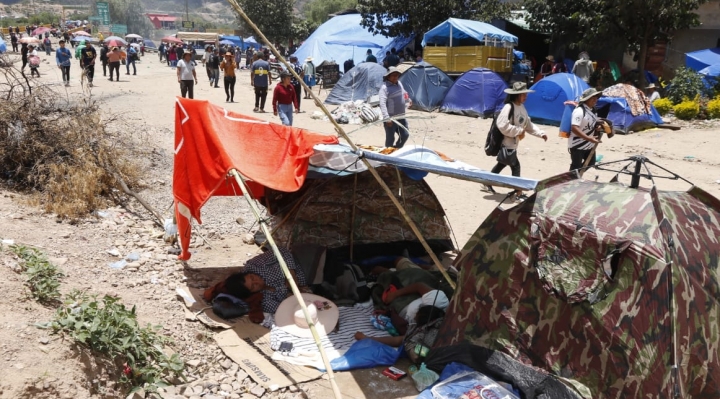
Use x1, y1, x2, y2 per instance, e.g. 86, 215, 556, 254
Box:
146, 13, 177, 30
663, 0, 720, 71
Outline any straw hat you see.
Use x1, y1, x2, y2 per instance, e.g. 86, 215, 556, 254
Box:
645, 83, 656, 89
546, 55, 555, 62
504, 81, 534, 94
384, 66, 401, 78
305, 56, 313, 62
579, 88, 604, 102
224, 52, 233, 56
274, 293, 339, 338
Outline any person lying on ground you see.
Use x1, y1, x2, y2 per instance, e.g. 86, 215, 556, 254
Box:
223, 247, 312, 314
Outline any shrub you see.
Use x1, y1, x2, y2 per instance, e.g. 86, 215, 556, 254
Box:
666, 67, 709, 104
708, 98, 720, 119
673, 98, 700, 120
9, 245, 63, 304
653, 98, 673, 116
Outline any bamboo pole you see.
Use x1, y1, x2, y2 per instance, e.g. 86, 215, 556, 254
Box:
229, 170, 342, 399
225, 0, 455, 290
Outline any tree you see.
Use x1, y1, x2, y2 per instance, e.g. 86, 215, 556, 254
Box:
235, 0, 294, 45
357, 0, 509, 37
303, 0, 357, 28
524, 0, 708, 86
89, 0, 154, 36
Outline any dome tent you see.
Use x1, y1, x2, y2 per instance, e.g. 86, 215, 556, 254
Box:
439, 68, 507, 118
524, 73, 589, 125
398, 62, 455, 112
324, 63, 386, 105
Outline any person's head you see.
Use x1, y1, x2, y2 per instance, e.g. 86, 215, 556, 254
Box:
289, 55, 297, 62
366, 49, 372, 55
224, 51, 233, 59
646, 83, 656, 92
384, 67, 400, 83
112, 46, 118, 51
213, 48, 219, 54
391, 47, 397, 54
183, 51, 192, 61
224, 272, 265, 298
415, 305, 445, 325
280, 70, 292, 84
503, 81, 534, 104
579, 87, 603, 108
85, 42, 92, 47
59, 40, 65, 47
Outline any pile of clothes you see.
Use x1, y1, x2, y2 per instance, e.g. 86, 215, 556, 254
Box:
327, 100, 381, 125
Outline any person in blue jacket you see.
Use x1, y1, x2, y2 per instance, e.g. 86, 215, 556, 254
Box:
56, 40, 72, 86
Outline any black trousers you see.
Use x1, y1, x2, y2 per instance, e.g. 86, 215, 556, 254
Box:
292, 82, 302, 110
224, 76, 236, 101
102, 60, 108, 76
569, 148, 596, 171
180, 80, 194, 99
84, 64, 95, 82
254, 86, 268, 109
108, 61, 120, 81
60, 66, 70, 82
491, 159, 521, 177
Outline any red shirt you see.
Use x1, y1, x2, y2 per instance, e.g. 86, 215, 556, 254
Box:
272, 83, 298, 112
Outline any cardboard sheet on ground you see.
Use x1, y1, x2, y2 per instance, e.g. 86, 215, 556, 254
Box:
215, 322, 324, 390
176, 285, 240, 329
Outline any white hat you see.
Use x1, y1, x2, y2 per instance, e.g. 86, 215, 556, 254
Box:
504, 81, 534, 95
274, 293, 339, 338
646, 83, 656, 89
579, 87, 604, 102
305, 56, 313, 62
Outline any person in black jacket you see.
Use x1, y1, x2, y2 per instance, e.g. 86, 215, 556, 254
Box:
100, 44, 109, 76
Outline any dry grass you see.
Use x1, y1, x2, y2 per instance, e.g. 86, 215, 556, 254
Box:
0, 56, 146, 218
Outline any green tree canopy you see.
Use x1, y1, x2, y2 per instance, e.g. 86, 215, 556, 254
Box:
524, 0, 708, 86
236, 0, 294, 45
89, 0, 154, 36
357, 0, 509, 37
303, 0, 357, 28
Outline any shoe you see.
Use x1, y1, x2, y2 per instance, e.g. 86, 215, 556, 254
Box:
258, 109, 266, 113
483, 185, 496, 193
89, 82, 93, 87
109, 78, 113, 81
214, 85, 219, 88
126, 73, 130, 75
133, 73, 136, 75
253, 107, 259, 112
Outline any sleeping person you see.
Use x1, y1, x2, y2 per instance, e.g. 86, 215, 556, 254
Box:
224, 247, 313, 314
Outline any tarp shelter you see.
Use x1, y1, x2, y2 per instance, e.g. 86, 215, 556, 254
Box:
439, 68, 507, 118
324, 62, 386, 105
525, 73, 589, 125
0, 37, 6, 53
685, 47, 720, 71
293, 14, 413, 67
398, 62, 455, 112
421, 18, 518, 46
433, 164, 720, 398
219, 35, 243, 48
700, 64, 720, 77
243, 36, 260, 50
594, 83, 663, 134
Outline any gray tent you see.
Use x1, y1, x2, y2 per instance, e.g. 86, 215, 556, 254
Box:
399, 62, 455, 112
325, 62, 387, 105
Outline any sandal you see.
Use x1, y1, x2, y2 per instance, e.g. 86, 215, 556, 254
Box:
382, 285, 398, 303
483, 185, 496, 193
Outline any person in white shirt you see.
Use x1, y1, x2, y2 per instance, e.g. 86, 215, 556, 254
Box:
569, 88, 603, 171
646, 83, 661, 103
176, 51, 197, 99
486, 81, 547, 200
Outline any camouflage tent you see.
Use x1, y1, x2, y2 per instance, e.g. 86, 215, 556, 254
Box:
435, 166, 720, 398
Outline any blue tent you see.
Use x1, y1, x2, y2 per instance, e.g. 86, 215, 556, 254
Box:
686, 48, 720, 71
325, 63, 387, 105
596, 97, 663, 135
439, 68, 507, 118
294, 14, 413, 67
422, 18, 518, 46
525, 73, 589, 125
0, 37, 6, 54
243, 36, 260, 51
399, 62, 455, 112
220, 35, 243, 48
699, 64, 720, 77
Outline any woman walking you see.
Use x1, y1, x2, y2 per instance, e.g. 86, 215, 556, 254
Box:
302, 57, 315, 99
220, 52, 237, 102
168, 45, 178, 69
486, 82, 547, 200
272, 71, 299, 126
107, 46, 121, 82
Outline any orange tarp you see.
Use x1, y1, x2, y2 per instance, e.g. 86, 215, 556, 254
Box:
173, 98, 338, 260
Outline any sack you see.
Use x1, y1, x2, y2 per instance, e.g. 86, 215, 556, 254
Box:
412, 363, 439, 392
484, 104, 514, 156
359, 104, 379, 123
334, 262, 370, 303
497, 146, 518, 166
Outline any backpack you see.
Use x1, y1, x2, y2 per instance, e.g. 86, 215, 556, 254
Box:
334, 262, 370, 303
484, 104, 514, 156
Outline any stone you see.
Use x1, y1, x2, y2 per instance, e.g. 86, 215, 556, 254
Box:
219, 358, 232, 369
236, 370, 248, 381
249, 386, 265, 398
220, 384, 233, 393
126, 388, 145, 399
288, 386, 298, 393
39, 337, 50, 345
107, 248, 121, 257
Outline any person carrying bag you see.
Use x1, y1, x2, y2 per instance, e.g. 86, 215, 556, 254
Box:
486, 82, 547, 201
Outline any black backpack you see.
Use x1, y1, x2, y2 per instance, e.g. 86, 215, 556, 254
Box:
484, 103, 514, 156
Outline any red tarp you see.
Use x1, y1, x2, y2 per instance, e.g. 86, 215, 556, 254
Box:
173, 98, 338, 260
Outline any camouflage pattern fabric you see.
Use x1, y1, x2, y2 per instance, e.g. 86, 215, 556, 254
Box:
267, 166, 452, 249
435, 173, 720, 398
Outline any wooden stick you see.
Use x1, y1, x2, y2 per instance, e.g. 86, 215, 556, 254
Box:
230, 170, 342, 399
349, 173, 357, 262
111, 170, 164, 228
224, 0, 455, 290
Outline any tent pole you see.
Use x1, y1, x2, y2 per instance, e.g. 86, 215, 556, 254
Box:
224, 0, 456, 290
229, 169, 343, 399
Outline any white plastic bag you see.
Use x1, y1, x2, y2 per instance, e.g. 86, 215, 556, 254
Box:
412, 363, 439, 392
431, 370, 519, 399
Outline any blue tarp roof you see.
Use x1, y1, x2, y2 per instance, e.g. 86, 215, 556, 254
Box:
293, 14, 413, 66
440, 68, 507, 117
220, 35, 243, 48
242, 36, 260, 50
699, 64, 720, 77
525, 73, 589, 125
0, 37, 6, 53
686, 48, 720, 71
422, 18, 518, 46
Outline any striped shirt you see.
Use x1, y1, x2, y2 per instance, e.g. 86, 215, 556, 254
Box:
569, 104, 598, 151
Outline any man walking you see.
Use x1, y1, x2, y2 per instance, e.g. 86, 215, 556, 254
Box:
56, 40, 72, 86
245, 47, 254, 68
386, 48, 400, 67
126, 44, 137, 75
569, 88, 603, 171
177, 51, 198, 99
220, 52, 237, 102
208, 48, 221, 88
379, 67, 411, 148
365, 49, 377, 63
80, 42, 97, 87
100, 43, 109, 77
251, 52, 271, 112
289, 55, 303, 112
10, 32, 18, 52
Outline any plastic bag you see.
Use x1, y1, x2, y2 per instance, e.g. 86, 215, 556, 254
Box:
412, 363, 439, 392
324, 338, 402, 371
431, 370, 520, 399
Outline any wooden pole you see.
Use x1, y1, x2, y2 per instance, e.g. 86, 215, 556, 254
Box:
224, 0, 456, 290
349, 174, 358, 262
229, 170, 342, 399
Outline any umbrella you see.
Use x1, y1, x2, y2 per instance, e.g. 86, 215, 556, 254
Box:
104, 36, 127, 45
107, 40, 121, 48
162, 36, 183, 44
32, 27, 51, 36
19, 37, 41, 44
125, 33, 143, 39
73, 31, 91, 37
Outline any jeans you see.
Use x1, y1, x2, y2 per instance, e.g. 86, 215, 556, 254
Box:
292, 82, 302, 110
60, 65, 70, 83
170, 60, 177, 68
126, 57, 136, 74
108, 61, 120, 80
277, 103, 294, 126
383, 118, 409, 148
211, 68, 220, 87
569, 148, 596, 171
180, 80, 194, 99
224, 76, 236, 101
254, 86, 268, 110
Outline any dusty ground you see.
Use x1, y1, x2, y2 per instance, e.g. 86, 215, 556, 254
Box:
1, 43, 719, 399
